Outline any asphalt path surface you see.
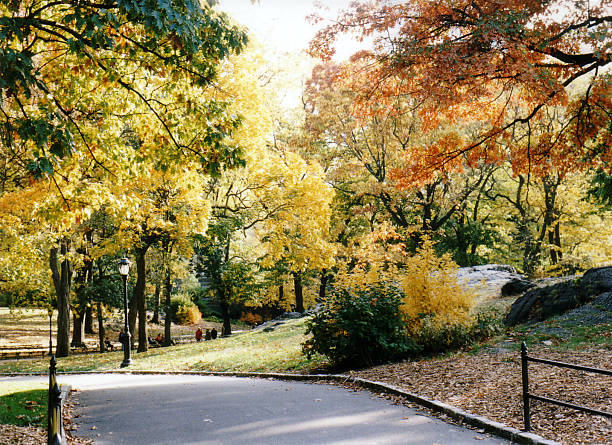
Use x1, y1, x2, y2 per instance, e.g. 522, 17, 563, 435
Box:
3, 374, 513, 445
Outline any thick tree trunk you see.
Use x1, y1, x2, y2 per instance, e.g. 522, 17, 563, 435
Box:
71, 310, 84, 347
96, 301, 106, 353
84, 306, 94, 334
278, 284, 284, 308
50, 240, 72, 357
293, 272, 304, 313
554, 223, 562, 261
135, 249, 148, 352
151, 282, 161, 324
127, 290, 137, 349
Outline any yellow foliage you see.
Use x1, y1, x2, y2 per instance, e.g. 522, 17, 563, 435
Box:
255, 151, 336, 273
334, 222, 409, 289
399, 239, 475, 335
175, 305, 202, 325
336, 225, 475, 335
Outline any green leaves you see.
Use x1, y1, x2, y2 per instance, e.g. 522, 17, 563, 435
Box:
1, 0, 248, 180
0, 47, 35, 97
25, 157, 53, 178
304, 283, 418, 368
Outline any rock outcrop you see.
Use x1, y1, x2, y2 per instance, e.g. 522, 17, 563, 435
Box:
501, 278, 536, 296
457, 264, 526, 293
504, 266, 612, 326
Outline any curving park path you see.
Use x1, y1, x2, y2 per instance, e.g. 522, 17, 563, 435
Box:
3, 374, 513, 444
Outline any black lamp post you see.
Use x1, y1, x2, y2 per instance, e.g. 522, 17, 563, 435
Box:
118, 257, 132, 368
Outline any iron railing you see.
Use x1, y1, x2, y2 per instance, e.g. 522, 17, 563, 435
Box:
520, 341, 612, 431
48, 356, 67, 445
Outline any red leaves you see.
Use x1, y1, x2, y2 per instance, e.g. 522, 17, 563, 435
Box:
308, 0, 611, 183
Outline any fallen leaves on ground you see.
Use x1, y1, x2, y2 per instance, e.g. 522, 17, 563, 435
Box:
0, 390, 91, 445
351, 346, 611, 445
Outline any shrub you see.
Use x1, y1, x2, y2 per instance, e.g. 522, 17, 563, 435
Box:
194, 295, 223, 319
412, 308, 505, 354
470, 309, 505, 340
176, 305, 202, 325
170, 294, 201, 325
240, 312, 263, 326
303, 283, 419, 368
400, 238, 475, 335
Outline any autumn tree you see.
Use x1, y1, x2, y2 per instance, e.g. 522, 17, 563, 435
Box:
484, 166, 612, 274
310, 0, 611, 180
0, 0, 249, 355
302, 62, 500, 264
110, 167, 210, 350
75, 209, 123, 352
1, 0, 247, 178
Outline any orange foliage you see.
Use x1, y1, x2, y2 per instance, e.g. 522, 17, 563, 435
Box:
240, 312, 263, 326
309, 0, 611, 181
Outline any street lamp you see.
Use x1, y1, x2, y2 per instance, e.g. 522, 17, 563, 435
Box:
118, 257, 132, 368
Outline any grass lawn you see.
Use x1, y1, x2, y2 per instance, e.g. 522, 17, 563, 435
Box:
1, 303, 608, 375
0, 382, 46, 427
0, 318, 330, 374
0, 307, 245, 350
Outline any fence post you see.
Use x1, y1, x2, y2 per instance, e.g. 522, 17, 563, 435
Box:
521, 342, 531, 431
48, 356, 67, 445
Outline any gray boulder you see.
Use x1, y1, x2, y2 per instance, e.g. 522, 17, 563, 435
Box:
504, 266, 612, 326
559, 292, 612, 325
581, 266, 612, 296
501, 278, 535, 296
457, 264, 525, 294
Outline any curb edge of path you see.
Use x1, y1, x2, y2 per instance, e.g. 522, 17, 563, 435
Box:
2, 369, 560, 445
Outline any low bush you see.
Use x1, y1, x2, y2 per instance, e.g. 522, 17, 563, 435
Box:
400, 308, 504, 355
170, 294, 201, 325
240, 312, 263, 326
303, 284, 504, 367
303, 283, 419, 368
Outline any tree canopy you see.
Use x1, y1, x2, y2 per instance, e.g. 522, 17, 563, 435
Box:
310, 0, 611, 180
0, 0, 247, 182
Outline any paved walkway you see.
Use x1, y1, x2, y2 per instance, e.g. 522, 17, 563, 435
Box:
3, 374, 513, 444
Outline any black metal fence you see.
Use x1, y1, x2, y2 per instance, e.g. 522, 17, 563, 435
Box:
520, 341, 612, 431
48, 356, 68, 445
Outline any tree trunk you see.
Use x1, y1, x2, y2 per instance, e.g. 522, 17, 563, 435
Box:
220, 297, 231, 337
135, 248, 148, 352
50, 240, 72, 357
151, 282, 161, 324
293, 272, 304, 313
128, 289, 137, 349
71, 310, 84, 347
554, 223, 562, 261
163, 256, 173, 346
84, 306, 94, 334
220, 237, 232, 336
318, 269, 328, 301
278, 284, 284, 309
96, 300, 106, 353
540, 174, 562, 267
